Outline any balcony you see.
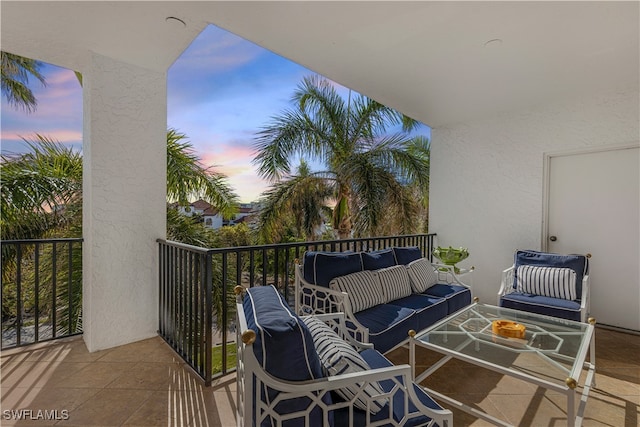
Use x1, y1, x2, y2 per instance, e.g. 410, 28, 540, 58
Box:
1, 328, 637, 426
2, 235, 639, 426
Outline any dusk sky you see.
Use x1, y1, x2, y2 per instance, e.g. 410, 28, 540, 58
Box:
1, 24, 430, 203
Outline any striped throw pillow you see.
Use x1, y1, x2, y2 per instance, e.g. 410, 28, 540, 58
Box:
516, 265, 577, 300
406, 258, 439, 293
376, 265, 412, 302
329, 270, 385, 313
303, 316, 386, 414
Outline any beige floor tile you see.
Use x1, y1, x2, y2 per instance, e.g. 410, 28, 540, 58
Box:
55, 389, 153, 426
57, 362, 137, 389
105, 361, 186, 391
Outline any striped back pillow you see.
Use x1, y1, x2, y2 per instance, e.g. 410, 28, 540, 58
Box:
516, 265, 577, 300
407, 258, 439, 293
303, 316, 386, 414
329, 270, 385, 313
376, 265, 412, 302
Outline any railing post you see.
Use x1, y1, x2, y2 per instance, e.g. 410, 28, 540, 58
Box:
204, 251, 213, 386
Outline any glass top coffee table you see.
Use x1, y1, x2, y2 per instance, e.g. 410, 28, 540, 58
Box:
409, 302, 596, 427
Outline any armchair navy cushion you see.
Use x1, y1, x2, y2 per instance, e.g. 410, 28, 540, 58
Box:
514, 250, 588, 300
500, 250, 590, 322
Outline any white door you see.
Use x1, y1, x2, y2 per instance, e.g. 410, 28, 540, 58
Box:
546, 145, 640, 331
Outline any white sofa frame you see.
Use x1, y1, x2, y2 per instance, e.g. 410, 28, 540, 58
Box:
497, 266, 591, 322
236, 288, 453, 427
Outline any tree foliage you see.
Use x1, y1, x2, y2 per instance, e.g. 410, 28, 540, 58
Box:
1, 51, 46, 113
253, 75, 430, 239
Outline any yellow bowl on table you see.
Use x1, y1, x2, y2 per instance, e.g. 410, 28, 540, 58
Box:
492, 320, 526, 339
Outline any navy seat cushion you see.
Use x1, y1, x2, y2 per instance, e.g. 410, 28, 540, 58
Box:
389, 294, 448, 331
500, 292, 582, 322
392, 246, 423, 266
332, 349, 443, 427
514, 250, 588, 300
423, 283, 472, 314
353, 304, 417, 353
362, 248, 397, 270
244, 286, 329, 426
303, 251, 363, 287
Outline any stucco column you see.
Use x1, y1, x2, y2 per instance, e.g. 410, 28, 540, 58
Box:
82, 52, 166, 352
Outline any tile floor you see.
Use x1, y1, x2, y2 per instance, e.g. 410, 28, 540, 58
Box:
1, 327, 638, 426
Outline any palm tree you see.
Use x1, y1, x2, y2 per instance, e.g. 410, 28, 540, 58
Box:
165, 128, 239, 242
253, 75, 430, 239
1, 51, 46, 113
257, 160, 333, 242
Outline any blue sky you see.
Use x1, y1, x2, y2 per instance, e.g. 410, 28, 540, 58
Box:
1, 24, 430, 203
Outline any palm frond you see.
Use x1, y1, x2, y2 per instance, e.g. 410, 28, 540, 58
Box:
1, 51, 46, 113
166, 128, 239, 218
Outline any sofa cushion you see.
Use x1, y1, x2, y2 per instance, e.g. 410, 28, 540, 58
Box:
422, 283, 472, 314
516, 265, 577, 301
302, 317, 386, 414
500, 292, 582, 322
390, 294, 448, 331
392, 246, 423, 265
303, 251, 364, 287
514, 250, 588, 299
376, 265, 412, 302
330, 270, 385, 313
406, 258, 438, 293
353, 304, 418, 353
244, 286, 324, 381
362, 249, 397, 270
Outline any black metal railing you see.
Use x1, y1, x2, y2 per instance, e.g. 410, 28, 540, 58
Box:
1, 238, 84, 349
157, 233, 436, 385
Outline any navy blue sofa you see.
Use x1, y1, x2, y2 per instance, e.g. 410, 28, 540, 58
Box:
295, 247, 472, 354
236, 285, 453, 427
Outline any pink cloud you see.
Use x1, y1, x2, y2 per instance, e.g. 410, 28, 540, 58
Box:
1, 129, 82, 145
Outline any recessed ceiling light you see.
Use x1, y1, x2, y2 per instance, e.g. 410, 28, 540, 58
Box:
166, 17, 186, 29
484, 39, 503, 47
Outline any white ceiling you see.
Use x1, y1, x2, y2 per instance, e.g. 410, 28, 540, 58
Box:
2, 1, 638, 127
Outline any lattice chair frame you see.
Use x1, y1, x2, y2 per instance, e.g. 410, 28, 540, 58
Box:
236, 288, 453, 427
294, 263, 371, 343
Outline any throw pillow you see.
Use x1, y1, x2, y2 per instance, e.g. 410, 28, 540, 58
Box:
516, 265, 577, 300
376, 265, 412, 302
406, 258, 439, 294
329, 270, 385, 313
303, 316, 386, 414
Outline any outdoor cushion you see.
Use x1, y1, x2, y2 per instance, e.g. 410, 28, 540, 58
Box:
393, 246, 423, 265
390, 294, 448, 331
516, 265, 577, 301
243, 286, 329, 427
353, 304, 417, 353
302, 316, 386, 414
330, 270, 385, 313
422, 283, 472, 314
406, 258, 439, 293
332, 348, 443, 427
362, 248, 397, 270
514, 250, 588, 299
376, 264, 412, 302
500, 292, 582, 322
303, 251, 363, 287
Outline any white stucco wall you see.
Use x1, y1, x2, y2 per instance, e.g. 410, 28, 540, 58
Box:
429, 89, 640, 304
83, 53, 167, 352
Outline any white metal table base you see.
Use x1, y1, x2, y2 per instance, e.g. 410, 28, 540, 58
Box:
410, 333, 596, 427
